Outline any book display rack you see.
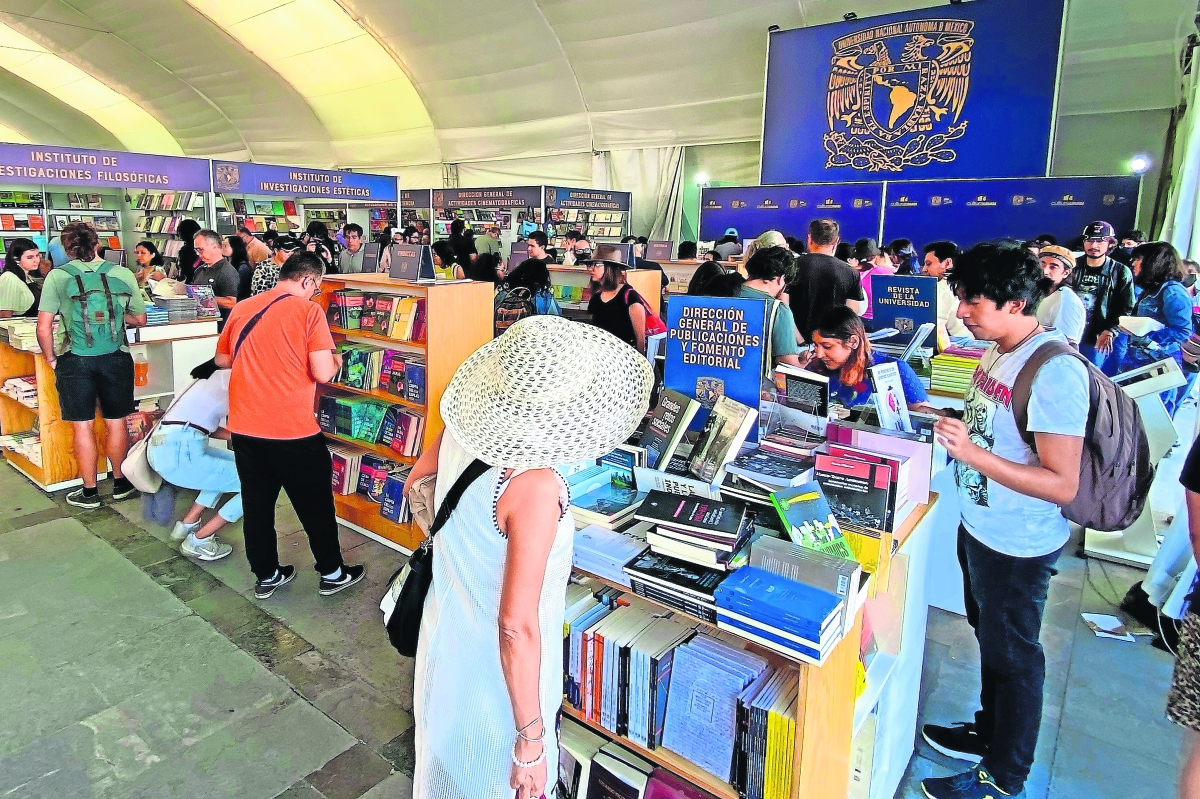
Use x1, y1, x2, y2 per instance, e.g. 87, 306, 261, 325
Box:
0, 190, 47, 259
313, 274, 493, 552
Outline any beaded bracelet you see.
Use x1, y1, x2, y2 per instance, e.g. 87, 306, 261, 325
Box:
511, 740, 546, 769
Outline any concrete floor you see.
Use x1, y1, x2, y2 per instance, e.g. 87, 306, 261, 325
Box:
0, 424, 1192, 798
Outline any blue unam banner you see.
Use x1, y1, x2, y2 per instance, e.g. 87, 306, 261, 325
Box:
665, 296, 769, 440
881, 176, 1141, 249
761, 0, 1066, 184
699, 183, 883, 243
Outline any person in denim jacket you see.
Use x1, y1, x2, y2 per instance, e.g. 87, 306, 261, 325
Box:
1118, 241, 1194, 416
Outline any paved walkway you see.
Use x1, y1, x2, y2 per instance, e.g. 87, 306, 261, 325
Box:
0, 422, 1192, 798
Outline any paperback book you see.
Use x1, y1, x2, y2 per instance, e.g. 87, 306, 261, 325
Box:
769, 481, 855, 560
688, 395, 756, 483
638, 389, 700, 471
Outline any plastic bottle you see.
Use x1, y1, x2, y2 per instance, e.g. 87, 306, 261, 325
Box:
134, 352, 149, 387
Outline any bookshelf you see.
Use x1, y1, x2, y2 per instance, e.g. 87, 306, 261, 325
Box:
314, 274, 493, 551
565, 498, 938, 799
548, 265, 662, 319
0, 190, 48, 258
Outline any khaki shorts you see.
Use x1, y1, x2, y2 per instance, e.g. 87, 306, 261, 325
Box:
1168, 610, 1200, 732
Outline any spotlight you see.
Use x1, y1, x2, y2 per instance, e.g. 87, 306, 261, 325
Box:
695, 172, 710, 186
1130, 154, 1152, 175
768, 24, 780, 32
844, 12, 858, 21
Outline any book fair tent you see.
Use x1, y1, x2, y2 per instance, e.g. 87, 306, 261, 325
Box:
0, 0, 1192, 240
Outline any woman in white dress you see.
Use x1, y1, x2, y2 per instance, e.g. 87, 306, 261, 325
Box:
404, 315, 653, 799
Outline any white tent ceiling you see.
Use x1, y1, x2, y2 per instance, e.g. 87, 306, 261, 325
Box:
0, 0, 1193, 172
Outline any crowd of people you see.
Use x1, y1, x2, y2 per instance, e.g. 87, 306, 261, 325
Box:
8, 209, 1200, 799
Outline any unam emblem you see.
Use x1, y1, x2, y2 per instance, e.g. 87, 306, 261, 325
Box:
695, 377, 725, 410
214, 163, 240, 192
823, 19, 974, 172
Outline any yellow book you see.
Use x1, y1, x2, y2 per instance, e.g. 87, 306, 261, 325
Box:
389, 297, 417, 340
782, 692, 798, 794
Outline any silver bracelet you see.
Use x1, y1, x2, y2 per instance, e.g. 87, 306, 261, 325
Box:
511, 740, 546, 769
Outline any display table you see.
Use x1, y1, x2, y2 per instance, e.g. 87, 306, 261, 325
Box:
567, 495, 941, 799
0, 319, 219, 492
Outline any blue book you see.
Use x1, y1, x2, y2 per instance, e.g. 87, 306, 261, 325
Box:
664, 296, 770, 441
404, 362, 426, 404
870, 275, 938, 346
713, 566, 842, 643
379, 472, 407, 522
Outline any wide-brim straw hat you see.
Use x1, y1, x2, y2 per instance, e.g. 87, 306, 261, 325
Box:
440, 315, 654, 469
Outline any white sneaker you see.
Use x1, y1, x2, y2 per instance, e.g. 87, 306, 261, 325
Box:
171, 521, 198, 542
180, 535, 233, 562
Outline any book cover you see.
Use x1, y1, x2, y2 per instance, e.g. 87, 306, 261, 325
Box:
828, 444, 910, 532
283, 200, 298, 216
773, 365, 829, 421
713, 566, 842, 643
869, 275, 937, 346
769, 481, 855, 560
688, 395, 755, 483
813, 454, 892, 536
404, 361, 426, 404
867, 361, 913, 433
664, 296, 770, 439
637, 388, 700, 471
380, 471, 407, 522
724, 448, 814, 489
385, 356, 408, 398
624, 551, 726, 604
573, 482, 646, 524
634, 490, 746, 540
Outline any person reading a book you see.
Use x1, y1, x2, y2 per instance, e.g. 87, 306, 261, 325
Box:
401, 315, 653, 799
191, 229, 240, 328
1116, 240, 1193, 416
148, 360, 240, 563
922, 242, 1088, 799
807, 305, 937, 414
1035, 245, 1085, 346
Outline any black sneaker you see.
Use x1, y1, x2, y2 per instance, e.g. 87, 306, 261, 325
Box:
319, 564, 366, 596
922, 765, 1020, 798
254, 565, 296, 600
111, 478, 138, 501
922, 722, 987, 763
65, 488, 101, 510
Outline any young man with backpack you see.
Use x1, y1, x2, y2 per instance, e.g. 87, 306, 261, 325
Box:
36, 221, 147, 509
921, 242, 1090, 799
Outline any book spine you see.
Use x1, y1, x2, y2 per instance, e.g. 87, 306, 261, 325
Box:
630, 579, 717, 622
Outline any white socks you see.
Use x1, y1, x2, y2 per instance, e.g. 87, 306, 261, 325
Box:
322, 567, 343, 581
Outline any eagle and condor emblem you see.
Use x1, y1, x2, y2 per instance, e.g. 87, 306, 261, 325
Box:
823, 19, 974, 172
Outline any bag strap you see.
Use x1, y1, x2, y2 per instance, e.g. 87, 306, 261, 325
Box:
1012, 339, 1087, 446
428, 458, 490, 540
233, 294, 290, 360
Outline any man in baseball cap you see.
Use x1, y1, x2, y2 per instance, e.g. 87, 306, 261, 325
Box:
1073, 220, 1135, 373
1037, 245, 1086, 346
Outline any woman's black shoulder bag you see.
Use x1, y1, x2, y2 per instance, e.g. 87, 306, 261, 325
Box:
380, 458, 490, 656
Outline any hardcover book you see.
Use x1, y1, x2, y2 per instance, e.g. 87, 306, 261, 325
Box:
688, 395, 756, 483
637, 388, 699, 471
769, 481, 855, 560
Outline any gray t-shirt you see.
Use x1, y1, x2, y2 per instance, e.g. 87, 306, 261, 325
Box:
191, 257, 239, 323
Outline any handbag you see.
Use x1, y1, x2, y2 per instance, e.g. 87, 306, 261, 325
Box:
120, 294, 289, 494
380, 458, 490, 656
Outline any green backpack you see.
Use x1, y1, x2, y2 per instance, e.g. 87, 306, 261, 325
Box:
59, 261, 134, 356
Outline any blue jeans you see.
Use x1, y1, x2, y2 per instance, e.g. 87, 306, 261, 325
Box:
148, 426, 242, 521
1080, 339, 1124, 376
957, 525, 1064, 794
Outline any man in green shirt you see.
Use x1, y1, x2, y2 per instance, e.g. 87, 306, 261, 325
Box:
36, 222, 147, 509
733, 245, 807, 369
475, 225, 503, 257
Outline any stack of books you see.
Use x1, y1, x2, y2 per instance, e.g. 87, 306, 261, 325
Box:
144, 305, 170, 326
570, 465, 647, 529
624, 549, 726, 622
382, 351, 426, 405
573, 523, 649, 587
1, 375, 37, 409
317, 396, 424, 457
635, 490, 752, 572
0, 318, 61, 352
153, 294, 199, 322
930, 345, 985, 396
380, 467, 414, 523
714, 566, 844, 665
0, 430, 40, 464
355, 453, 403, 503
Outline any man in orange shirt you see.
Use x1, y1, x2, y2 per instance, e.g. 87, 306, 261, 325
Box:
214, 251, 365, 599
